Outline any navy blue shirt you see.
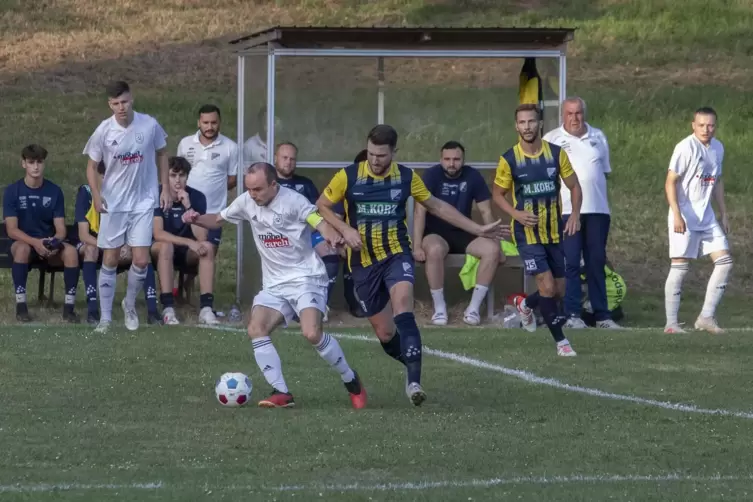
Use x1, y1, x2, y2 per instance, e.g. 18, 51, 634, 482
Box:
277, 174, 320, 205
421, 165, 491, 235
153, 185, 207, 239
74, 184, 97, 236
3, 179, 65, 238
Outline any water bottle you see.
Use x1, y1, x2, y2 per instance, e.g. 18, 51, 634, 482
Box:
228, 304, 242, 323
501, 304, 521, 329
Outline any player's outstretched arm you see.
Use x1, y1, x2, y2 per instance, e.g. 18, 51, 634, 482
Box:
665, 171, 686, 234
713, 177, 729, 233
420, 197, 510, 240
317, 169, 363, 250
307, 213, 344, 247
182, 210, 225, 230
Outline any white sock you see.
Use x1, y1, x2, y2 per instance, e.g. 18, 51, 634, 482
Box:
98, 265, 117, 322
467, 284, 489, 313
315, 333, 355, 382
125, 264, 147, 309
430, 288, 446, 313
664, 262, 689, 325
700, 255, 732, 318
251, 336, 288, 393
557, 338, 570, 347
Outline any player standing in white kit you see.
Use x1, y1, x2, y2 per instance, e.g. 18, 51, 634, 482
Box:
83, 81, 173, 333
664, 107, 732, 334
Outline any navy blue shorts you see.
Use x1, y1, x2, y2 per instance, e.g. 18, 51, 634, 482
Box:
311, 230, 325, 248
350, 253, 415, 317
518, 243, 565, 278
208, 227, 222, 247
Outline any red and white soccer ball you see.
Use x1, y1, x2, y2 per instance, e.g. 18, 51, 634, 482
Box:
215, 372, 252, 407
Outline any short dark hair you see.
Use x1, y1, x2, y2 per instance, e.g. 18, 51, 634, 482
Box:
367, 124, 398, 149
353, 149, 368, 164
106, 80, 130, 99
441, 141, 465, 154
275, 142, 298, 154
247, 162, 276, 184
97, 160, 106, 175
515, 103, 542, 120
21, 144, 48, 162
695, 107, 717, 119
168, 156, 192, 175
198, 104, 221, 118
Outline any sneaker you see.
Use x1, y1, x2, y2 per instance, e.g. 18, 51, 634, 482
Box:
463, 309, 481, 326
405, 379, 427, 407
557, 342, 577, 357
431, 311, 448, 326
513, 295, 536, 332
93, 320, 111, 334
344, 371, 367, 409
121, 299, 139, 331
15, 308, 32, 323
198, 306, 219, 325
596, 319, 622, 329
564, 316, 588, 329
258, 390, 295, 408
62, 309, 81, 324
147, 311, 163, 325
694, 316, 724, 334
162, 307, 179, 325
664, 324, 687, 334
86, 311, 100, 326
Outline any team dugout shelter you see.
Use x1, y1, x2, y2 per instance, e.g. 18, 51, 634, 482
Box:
228, 26, 576, 310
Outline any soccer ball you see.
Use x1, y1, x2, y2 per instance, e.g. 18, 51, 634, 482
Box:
215, 372, 252, 407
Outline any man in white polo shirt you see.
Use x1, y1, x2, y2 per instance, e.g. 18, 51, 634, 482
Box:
663, 107, 731, 334
177, 104, 239, 248
543, 97, 620, 329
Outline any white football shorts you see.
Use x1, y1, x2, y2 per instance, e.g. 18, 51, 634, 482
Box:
668, 221, 729, 259
97, 209, 154, 249
252, 280, 327, 326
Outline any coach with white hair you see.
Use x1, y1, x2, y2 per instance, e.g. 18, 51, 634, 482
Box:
543, 97, 621, 329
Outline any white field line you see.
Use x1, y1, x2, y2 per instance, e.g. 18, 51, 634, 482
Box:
205, 325, 753, 420
266, 473, 753, 492
0, 482, 163, 493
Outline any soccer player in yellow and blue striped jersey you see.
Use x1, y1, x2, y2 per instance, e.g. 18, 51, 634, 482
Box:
493, 104, 583, 357
318, 125, 509, 406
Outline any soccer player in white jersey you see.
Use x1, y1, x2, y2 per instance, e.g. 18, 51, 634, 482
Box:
83, 81, 172, 333
182, 162, 367, 409
664, 107, 731, 334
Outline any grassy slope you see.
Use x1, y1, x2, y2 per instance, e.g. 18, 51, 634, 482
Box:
0, 0, 752, 320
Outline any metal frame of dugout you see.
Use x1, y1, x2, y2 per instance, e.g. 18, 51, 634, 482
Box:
229, 26, 576, 306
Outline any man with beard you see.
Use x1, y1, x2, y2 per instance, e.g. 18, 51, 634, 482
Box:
493, 104, 583, 357
412, 141, 503, 326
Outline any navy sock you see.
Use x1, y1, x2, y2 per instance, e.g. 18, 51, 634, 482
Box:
200, 293, 214, 309
525, 291, 541, 310
160, 292, 174, 309
11, 262, 28, 306
82, 261, 98, 315
144, 264, 158, 314
539, 296, 566, 343
394, 312, 422, 384
380, 331, 405, 365
343, 269, 358, 310
322, 255, 340, 304
63, 266, 79, 311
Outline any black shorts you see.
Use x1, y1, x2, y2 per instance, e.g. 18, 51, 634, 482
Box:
351, 253, 415, 317
518, 243, 566, 278
424, 228, 475, 255
207, 227, 222, 247
173, 245, 191, 269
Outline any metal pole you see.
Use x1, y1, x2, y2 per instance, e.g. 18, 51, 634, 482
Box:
268, 48, 563, 59
558, 52, 567, 125
377, 57, 385, 124
235, 55, 245, 303
266, 48, 276, 159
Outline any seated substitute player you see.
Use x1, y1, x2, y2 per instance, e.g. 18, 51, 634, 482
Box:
182, 162, 366, 409
151, 156, 218, 325
316, 125, 509, 406
412, 140, 503, 326
663, 107, 732, 334
3, 144, 80, 323
75, 160, 161, 325
273, 141, 341, 320
492, 104, 583, 357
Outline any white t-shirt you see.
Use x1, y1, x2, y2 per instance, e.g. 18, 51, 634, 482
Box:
220, 187, 327, 291
667, 134, 724, 231
178, 132, 240, 213
543, 124, 611, 215
242, 134, 267, 169
83, 112, 167, 213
